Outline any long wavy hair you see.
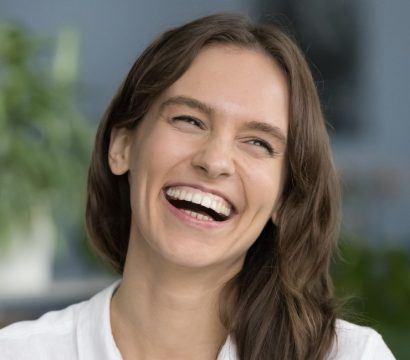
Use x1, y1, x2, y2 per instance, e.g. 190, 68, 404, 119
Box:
86, 13, 342, 359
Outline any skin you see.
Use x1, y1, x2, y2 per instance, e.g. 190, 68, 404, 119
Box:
108, 44, 289, 360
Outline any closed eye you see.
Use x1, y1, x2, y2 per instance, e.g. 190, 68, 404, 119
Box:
171, 116, 205, 129
171, 116, 277, 157
247, 139, 276, 156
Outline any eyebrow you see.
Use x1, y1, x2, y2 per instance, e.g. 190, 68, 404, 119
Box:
159, 96, 214, 116
159, 95, 287, 146
241, 121, 287, 146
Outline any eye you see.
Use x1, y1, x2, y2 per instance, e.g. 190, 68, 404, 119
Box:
247, 139, 276, 156
171, 116, 205, 129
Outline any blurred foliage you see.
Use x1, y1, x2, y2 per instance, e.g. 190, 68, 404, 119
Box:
0, 22, 91, 249
332, 235, 410, 358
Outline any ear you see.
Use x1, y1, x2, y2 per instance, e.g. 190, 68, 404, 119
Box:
108, 126, 132, 175
270, 199, 282, 225
271, 210, 277, 225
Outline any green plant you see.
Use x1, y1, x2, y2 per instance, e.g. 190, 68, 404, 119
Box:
0, 22, 91, 249
332, 235, 410, 358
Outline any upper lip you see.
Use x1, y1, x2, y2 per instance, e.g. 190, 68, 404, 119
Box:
164, 182, 237, 213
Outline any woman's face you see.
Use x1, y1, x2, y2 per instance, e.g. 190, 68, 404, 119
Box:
109, 45, 289, 270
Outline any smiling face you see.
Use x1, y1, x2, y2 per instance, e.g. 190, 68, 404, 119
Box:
108, 45, 289, 270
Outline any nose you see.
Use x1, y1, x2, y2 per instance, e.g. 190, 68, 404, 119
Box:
191, 136, 235, 179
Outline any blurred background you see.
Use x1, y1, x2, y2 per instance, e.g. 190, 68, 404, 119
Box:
0, 0, 409, 357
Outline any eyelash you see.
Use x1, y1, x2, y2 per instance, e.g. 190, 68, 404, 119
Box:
171, 116, 277, 156
172, 115, 205, 128
246, 139, 275, 155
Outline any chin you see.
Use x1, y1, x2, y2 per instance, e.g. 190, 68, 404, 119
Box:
158, 239, 222, 269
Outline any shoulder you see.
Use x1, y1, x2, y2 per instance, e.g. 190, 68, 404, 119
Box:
327, 319, 396, 359
0, 300, 87, 360
0, 279, 121, 360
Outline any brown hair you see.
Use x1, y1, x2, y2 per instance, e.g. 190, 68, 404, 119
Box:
86, 13, 342, 359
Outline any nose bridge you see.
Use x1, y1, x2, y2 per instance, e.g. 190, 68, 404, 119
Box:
191, 129, 235, 178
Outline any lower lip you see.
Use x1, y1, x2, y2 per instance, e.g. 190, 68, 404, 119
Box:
161, 190, 234, 230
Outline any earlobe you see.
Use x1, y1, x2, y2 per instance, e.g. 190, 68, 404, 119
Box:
108, 127, 132, 175
271, 201, 281, 225
270, 211, 277, 225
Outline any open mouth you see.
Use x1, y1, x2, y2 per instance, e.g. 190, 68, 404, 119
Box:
163, 187, 233, 222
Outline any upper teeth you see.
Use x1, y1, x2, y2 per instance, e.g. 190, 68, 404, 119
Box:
165, 186, 232, 217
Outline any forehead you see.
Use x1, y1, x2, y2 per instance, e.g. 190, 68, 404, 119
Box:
157, 44, 289, 136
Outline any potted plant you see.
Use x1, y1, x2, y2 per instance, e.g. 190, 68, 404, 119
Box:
0, 22, 91, 295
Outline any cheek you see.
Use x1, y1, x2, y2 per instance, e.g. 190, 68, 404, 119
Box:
129, 127, 193, 189
147, 129, 194, 171
246, 162, 284, 211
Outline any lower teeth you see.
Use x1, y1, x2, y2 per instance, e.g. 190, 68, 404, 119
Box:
181, 209, 213, 221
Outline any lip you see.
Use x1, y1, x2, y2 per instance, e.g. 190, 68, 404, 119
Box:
161, 188, 236, 230
163, 182, 237, 214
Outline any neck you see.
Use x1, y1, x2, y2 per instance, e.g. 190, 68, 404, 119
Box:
110, 232, 241, 360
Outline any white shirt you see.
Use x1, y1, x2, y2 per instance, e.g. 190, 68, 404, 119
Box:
0, 280, 395, 359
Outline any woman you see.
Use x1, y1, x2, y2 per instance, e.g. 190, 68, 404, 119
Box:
0, 13, 395, 360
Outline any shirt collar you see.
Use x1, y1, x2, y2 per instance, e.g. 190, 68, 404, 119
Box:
75, 279, 238, 360
217, 334, 238, 360
76, 279, 122, 360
